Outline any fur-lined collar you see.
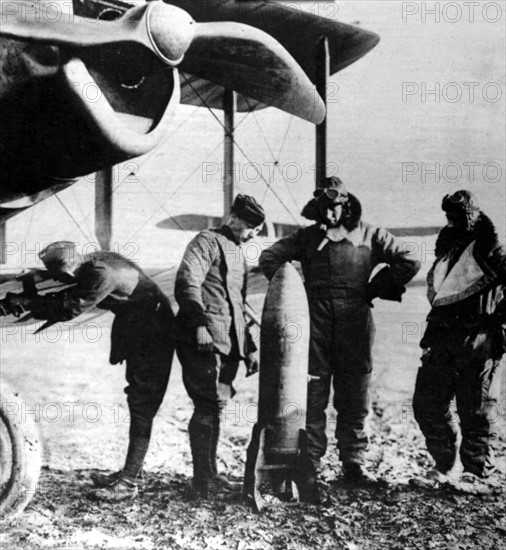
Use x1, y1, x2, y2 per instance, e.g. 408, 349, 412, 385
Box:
435, 213, 499, 260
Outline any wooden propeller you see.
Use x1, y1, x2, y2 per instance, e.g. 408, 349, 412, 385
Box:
0, 0, 195, 66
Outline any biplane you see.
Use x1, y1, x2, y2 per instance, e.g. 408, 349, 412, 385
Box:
0, 0, 380, 516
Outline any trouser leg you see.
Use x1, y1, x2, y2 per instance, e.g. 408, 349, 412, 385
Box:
412, 345, 459, 473
456, 334, 503, 477
306, 376, 332, 467
177, 343, 222, 484
306, 300, 334, 467
210, 360, 239, 476
124, 346, 173, 479
333, 303, 374, 465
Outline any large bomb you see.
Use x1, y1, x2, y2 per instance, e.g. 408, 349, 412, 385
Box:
258, 262, 310, 458
244, 263, 317, 510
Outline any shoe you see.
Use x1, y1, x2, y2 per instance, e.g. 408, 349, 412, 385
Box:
449, 472, 495, 495
91, 469, 143, 488
193, 476, 241, 499
342, 463, 378, 485
91, 477, 139, 501
410, 468, 455, 489
90, 470, 123, 488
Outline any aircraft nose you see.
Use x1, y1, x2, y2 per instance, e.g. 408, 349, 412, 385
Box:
146, 2, 195, 66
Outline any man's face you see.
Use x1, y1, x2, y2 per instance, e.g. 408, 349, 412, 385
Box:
445, 210, 467, 230
229, 216, 263, 243
44, 261, 77, 283
319, 199, 343, 228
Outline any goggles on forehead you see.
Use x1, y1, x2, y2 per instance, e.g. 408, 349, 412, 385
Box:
442, 191, 478, 212
313, 188, 348, 203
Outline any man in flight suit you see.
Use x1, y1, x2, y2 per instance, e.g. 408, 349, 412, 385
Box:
413, 191, 506, 494
175, 194, 265, 498
260, 177, 420, 483
8, 241, 175, 500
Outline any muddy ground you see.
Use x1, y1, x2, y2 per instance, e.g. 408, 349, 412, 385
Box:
1, 285, 505, 549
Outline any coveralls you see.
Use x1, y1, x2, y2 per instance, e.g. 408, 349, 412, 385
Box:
413, 213, 506, 477
260, 194, 420, 467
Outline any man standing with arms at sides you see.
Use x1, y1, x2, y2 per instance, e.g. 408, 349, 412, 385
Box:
6, 241, 175, 500
175, 194, 265, 498
413, 191, 506, 494
259, 177, 420, 484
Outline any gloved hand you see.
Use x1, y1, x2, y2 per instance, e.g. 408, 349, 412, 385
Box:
464, 330, 489, 351
244, 352, 259, 377
479, 313, 504, 332
367, 266, 406, 304
0, 292, 30, 317
469, 314, 506, 357
195, 325, 214, 353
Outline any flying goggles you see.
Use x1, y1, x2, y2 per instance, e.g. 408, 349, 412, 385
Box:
313, 188, 349, 204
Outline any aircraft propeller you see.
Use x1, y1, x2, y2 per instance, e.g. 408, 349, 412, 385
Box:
0, 0, 195, 66
0, 0, 325, 124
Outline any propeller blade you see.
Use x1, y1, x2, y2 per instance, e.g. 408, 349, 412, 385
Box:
184, 22, 325, 124
0, 0, 195, 66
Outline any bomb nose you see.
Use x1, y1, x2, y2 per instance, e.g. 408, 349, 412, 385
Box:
146, 2, 195, 66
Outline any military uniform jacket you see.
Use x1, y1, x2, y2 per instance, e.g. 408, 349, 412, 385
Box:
29, 251, 174, 364
175, 226, 251, 358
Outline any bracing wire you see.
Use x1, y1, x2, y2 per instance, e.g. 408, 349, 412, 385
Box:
126, 139, 225, 242
63, 101, 204, 240
247, 107, 301, 214
183, 77, 301, 226
55, 194, 92, 242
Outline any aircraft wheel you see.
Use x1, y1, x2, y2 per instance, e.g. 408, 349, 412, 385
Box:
0, 386, 42, 518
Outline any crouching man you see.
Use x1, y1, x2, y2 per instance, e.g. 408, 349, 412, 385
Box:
175, 194, 265, 498
413, 191, 506, 494
6, 241, 175, 500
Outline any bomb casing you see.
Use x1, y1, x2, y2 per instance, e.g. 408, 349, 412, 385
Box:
258, 262, 310, 460
244, 262, 317, 510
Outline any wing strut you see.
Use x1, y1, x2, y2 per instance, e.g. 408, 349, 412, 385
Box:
95, 169, 113, 250
315, 36, 329, 187
0, 223, 6, 263
223, 89, 236, 220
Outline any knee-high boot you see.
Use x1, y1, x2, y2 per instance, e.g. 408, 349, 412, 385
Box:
189, 411, 216, 486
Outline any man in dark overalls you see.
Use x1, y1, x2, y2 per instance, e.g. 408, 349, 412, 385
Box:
260, 177, 420, 483
175, 195, 265, 498
9, 241, 175, 500
413, 191, 506, 494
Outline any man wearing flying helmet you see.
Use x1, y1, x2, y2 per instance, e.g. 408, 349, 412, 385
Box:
260, 177, 420, 483
413, 190, 506, 494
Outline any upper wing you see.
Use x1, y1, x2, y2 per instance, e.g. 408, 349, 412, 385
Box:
175, 0, 380, 113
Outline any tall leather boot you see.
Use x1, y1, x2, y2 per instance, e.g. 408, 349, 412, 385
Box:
189, 412, 215, 498
210, 415, 220, 477
208, 414, 239, 495
91, 420, 151, 501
